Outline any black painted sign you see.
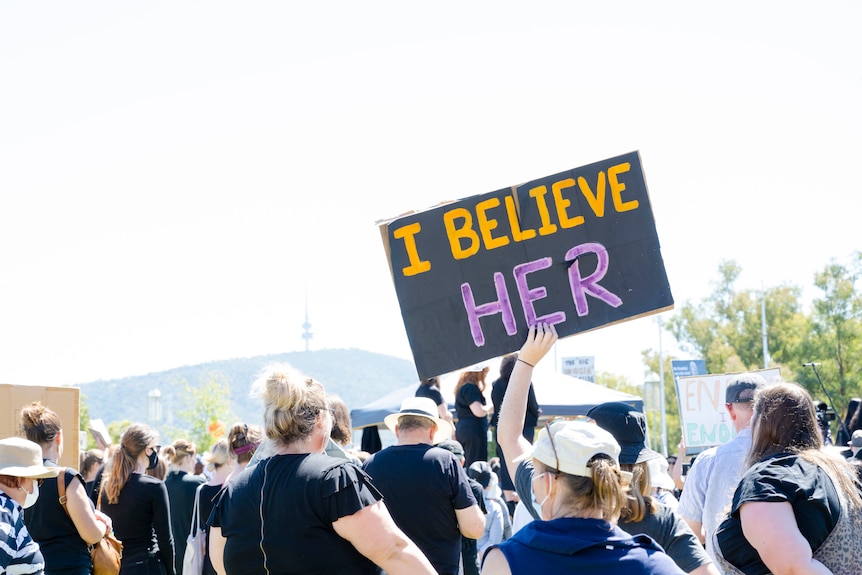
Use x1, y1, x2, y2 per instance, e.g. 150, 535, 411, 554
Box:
380, 151, 673, 380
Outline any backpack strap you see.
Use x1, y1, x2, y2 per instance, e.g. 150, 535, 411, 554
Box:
57, 467, 70, 516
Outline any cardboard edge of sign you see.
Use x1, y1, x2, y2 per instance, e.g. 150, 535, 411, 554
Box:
376, 201, 458, 282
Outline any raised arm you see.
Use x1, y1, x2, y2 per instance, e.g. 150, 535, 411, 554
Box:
498, 322, 557, 483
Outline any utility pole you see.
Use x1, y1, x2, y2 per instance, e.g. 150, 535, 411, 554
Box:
658, 316, 668, 456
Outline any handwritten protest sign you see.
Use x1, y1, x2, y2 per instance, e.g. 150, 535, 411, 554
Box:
676, 368, 781, 453
379, 151, 674, 379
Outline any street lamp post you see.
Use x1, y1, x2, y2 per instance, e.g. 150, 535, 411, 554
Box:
147, 389, 162, 428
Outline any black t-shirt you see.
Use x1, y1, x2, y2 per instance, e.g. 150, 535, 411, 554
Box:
489, 377, 540, 430
24, 466, 91, 573
716, 453, 841, 575
100, 473, 175, 575
456, 384, 487, 427
416, 383, 445, 406
363, 444, 477, 575
198, 483, 223, 575
164, 471, 205, 572
619, 504, 711, 574
210, 453, 381, 575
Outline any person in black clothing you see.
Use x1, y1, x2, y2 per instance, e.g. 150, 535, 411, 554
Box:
415, 377, 454, 425
100, 424, 174, 575
490, 353, 540, 515
21, 402, 112, 575
163, 440, 204, 573
197, 439, 233, 575
79, 449, 103, 498
455, 364, 493, 468
436, 440, 487, 575
209, 364, 436, 575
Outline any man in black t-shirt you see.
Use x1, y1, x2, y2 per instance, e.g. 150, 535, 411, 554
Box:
363, 398, 484, 575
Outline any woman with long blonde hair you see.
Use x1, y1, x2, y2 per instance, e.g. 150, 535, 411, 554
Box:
100, 424, 174, 575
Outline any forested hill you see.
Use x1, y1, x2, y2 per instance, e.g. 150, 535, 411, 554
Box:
77, 349, 417, 430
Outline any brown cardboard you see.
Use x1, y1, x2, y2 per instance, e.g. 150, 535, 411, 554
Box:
0, 383, 80, 469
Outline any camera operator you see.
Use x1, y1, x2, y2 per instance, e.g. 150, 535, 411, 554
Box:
815, 401, 836, 445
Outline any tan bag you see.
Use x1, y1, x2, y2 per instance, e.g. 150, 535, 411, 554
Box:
92, 486, 123, 575
59, 471, 124, 575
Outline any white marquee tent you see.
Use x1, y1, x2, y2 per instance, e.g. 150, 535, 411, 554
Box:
350, 367, 643, 430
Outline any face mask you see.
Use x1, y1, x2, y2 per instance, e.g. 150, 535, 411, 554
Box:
146, 449, 159, 470
21, 482, 39, 508
530, 473, 550, 519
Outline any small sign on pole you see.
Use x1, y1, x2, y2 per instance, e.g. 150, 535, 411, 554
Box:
561, 356, 596, 383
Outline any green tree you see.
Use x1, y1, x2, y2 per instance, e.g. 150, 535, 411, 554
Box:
796, 255, 862, 413
666, 260, 807, 375
174, 372, 235, 453
661, 255, 862, 441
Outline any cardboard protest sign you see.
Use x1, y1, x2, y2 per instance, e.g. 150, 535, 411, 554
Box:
676, 368, 781, 454
379, 151, 673, 380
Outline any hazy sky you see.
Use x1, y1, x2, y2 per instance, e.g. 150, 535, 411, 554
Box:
2, 2, 860, 390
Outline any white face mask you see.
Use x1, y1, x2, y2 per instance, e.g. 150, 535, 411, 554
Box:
21, 482, 40, 508
530, 472, 551, 519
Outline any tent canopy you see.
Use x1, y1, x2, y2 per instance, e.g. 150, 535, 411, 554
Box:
350, 367, 643, 429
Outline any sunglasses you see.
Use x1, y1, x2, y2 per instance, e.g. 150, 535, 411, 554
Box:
544, 416, 596, 472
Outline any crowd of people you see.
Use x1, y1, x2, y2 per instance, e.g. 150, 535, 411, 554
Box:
3, 324, 862, 574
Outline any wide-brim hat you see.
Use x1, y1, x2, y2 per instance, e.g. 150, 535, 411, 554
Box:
514, 420, 620, 478
384, 397, 453, 444
0, 437, 60, 479
587, 401, 661, 465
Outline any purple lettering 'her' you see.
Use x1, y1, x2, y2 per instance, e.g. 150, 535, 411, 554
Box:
461, 272, 517, 346
514, 257, 566, 327
565, 243, 623, 316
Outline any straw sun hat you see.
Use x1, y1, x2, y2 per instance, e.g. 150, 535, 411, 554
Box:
0, 437, 60, 479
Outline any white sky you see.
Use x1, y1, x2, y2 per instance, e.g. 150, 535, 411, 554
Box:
1, 1, 860, 389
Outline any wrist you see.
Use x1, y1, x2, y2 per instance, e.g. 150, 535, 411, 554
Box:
517, 358, 535, 368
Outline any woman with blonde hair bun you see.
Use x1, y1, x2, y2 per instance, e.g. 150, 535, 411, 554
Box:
163, 440, 204, 573
209, 365, 436, 575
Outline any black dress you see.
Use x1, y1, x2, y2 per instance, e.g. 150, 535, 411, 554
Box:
163, 471, 205, 573
197, 483, 223, 575
24, 465, 92, 575
455, 383, 489, 467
